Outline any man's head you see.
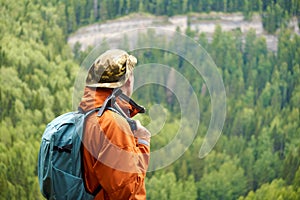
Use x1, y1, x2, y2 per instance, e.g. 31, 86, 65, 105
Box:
86, 49, 137, 96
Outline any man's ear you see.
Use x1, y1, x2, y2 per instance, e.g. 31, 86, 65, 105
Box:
121, 77, 130, 95
121, 72, 134, 97
124, 77, 131, 87
126, 72, 134, 86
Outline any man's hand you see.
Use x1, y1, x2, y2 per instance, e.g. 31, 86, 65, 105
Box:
133, 120, 151, 146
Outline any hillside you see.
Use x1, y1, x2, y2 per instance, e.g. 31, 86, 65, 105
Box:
0, 1, 300, 199
68, 12, 299, 52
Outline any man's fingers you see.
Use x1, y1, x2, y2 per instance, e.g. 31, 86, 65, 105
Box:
133, 120, 151, 138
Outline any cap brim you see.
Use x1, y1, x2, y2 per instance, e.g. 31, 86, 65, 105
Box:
86, 70, 130, 88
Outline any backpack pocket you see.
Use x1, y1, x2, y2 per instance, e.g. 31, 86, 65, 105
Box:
52, 165, 93, 200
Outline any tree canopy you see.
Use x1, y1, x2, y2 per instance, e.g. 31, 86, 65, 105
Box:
0, 0, 299, 199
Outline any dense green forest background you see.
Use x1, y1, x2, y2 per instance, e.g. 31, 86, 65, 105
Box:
1, 0, 300, 199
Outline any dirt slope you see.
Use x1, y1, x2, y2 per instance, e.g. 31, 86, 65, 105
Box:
68, 13, 299, 52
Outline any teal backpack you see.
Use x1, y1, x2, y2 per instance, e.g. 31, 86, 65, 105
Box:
38, 89, 141, 200
37, 108, 101, 200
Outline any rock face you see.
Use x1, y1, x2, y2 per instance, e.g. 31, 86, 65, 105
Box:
67, 13, 299, 51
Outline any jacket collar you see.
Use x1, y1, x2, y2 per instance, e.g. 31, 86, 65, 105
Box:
79, 87, 143, 118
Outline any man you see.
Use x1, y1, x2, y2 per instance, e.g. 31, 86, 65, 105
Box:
79, 49, 151, 200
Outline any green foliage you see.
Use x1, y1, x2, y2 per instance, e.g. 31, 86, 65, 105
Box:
28, 0, 299, 34
239, 179, 299, 200
0, 1, 78, 199
146, 172, 197, 200
262, 2, 288, 33
1, 0, 299, 199
198, 157, 247, 200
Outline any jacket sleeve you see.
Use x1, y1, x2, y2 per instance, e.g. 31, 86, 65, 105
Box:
93, 112, 150, 200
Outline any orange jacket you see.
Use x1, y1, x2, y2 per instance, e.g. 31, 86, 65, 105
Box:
79, 87, 150, 200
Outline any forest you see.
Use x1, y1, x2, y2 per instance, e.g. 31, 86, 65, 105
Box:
0, 0, 300, 199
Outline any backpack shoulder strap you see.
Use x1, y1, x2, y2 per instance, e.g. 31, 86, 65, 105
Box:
85, 108, 101, 118
78, 107, 101, 117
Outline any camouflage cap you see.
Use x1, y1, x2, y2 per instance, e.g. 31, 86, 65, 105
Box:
86, 49, 137, 88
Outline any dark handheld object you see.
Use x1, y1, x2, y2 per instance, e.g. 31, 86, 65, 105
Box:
127, 119, 137, 131
97, 89, 144, 132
